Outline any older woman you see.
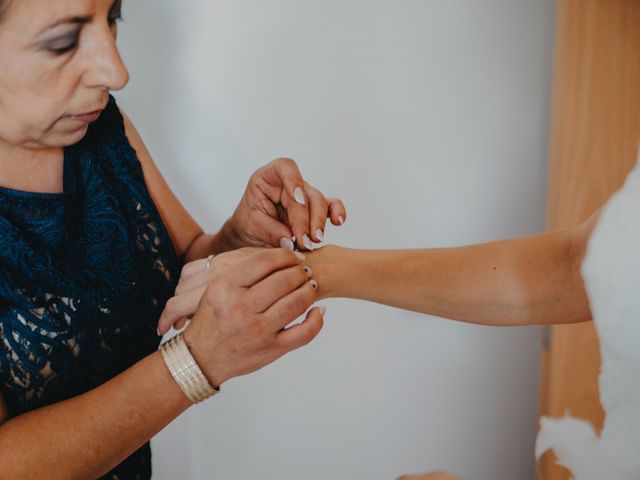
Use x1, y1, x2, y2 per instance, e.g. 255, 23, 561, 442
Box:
0, 0, 346, 478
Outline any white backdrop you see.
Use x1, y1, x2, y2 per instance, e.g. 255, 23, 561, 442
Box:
117, 1, 555, 479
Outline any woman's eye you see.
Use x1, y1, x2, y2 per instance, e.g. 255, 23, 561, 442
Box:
45, 36, 79, 55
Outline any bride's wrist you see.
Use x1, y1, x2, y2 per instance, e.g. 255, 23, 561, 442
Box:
306, 244, 345, 300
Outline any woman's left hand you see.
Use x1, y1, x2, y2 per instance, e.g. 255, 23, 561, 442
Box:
224, 158, 346, 251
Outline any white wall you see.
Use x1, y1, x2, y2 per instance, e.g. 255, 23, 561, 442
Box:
117, 1, 555, 479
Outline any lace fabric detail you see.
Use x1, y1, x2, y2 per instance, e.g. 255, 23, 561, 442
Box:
0, 96, 180, 480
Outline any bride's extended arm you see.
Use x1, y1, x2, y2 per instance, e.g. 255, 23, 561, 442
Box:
307, 213, 598, 326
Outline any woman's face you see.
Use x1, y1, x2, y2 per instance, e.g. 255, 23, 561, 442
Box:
0, 0, 128, 150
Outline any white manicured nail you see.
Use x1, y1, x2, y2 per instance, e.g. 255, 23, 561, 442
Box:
315, 229, 324, 242
294, 187, 306, 205
302, 234, 313, 251
338, 216, 345, 226
303, 266, 313, 277
309, 279, 318, 289
156, 328, 162, 336
318, 305, 327, 316
280, 237, 294, 250
294, 252, 306, 261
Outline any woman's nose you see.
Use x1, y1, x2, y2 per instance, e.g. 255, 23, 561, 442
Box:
83, 28, 129, 91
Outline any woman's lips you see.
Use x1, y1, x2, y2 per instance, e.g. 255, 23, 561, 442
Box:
66, 109, 103, 124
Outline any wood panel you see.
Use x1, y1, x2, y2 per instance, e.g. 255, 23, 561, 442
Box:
538, 0, 640, 478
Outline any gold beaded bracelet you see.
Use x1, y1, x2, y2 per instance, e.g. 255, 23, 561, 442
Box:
160, 333, 219, 404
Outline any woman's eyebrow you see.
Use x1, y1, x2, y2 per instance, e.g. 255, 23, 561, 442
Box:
36, 15, 92, 36
35, 0, 120, 36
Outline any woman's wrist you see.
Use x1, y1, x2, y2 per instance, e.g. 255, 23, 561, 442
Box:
182, 324, 227, 389
160, 333, 219, 403
189, 221, 243, 260
218, 218, 246, 252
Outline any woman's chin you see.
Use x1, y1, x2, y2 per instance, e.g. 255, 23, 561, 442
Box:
39, 125, 91, 148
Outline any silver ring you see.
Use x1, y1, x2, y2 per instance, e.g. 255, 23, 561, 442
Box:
204, 254, 214, 270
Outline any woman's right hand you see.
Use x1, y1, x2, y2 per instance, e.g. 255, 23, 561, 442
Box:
181, 248, 324, 387
158, 247, 269, 335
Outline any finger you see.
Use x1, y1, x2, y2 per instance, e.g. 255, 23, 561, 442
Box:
263, 279, 317, 331
249, 171, 284, 210
249, 209, 295, 249
247, 264, 310, 313
304, 183, 329, 243
262, 158, 307, 206
275, 305, 325, 351
327, 198, 347, 226
175, 267, 214, 296
179, 257, 211, 280
157, 285, 206, 335
174, 317, 189, 330
281, 189, 313, 251
228, 248, 305, 288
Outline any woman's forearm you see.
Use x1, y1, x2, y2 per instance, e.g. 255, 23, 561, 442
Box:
309, 228, 592, 326
0, 351, 190, 479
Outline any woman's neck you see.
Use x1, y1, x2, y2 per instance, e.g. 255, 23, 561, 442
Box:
0, 141, 65, 194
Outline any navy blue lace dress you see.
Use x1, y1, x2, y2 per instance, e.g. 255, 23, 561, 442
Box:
0, 96, 180, 479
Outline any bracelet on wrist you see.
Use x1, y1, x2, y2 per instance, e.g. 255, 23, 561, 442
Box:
160, 332, 219, 403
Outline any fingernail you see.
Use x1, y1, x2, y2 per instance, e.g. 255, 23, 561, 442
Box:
280, 237, 294, 250
315, 229, 324, 242
318, 305, 327, 316
294, 187, 306, 205
294, 251, 306, 261
156, 328, 162, 336
302, 234, 313, 250
303, 266, 313, 277
338, 215, 345, 226
309, 279, 318, 289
